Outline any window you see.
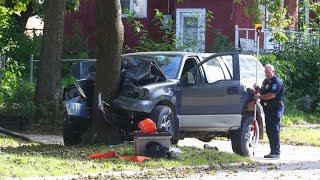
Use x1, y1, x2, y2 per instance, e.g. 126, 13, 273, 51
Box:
121, 0, 147, 18
181, 58, 201, 84
123, 55, 183, 79
176, 9, 206, 52
202, 58, 225, 83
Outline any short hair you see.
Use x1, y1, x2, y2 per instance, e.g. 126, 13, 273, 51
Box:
265, 64, 275, 71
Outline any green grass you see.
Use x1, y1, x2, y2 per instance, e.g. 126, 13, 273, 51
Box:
0, 135, 250, 179
259, 128, 320, 147
281, 99, 319, 126
282, 111, 319, 126
281, 128, 320, 146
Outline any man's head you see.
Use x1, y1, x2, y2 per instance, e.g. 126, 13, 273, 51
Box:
264, 64, 275, 80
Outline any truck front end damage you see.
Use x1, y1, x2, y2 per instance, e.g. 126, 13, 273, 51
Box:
62, 54, 177, 145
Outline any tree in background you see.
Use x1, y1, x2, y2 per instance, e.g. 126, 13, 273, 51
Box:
34, 0, 66, 125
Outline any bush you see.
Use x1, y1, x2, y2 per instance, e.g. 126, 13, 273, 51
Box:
0, 79, 35, 117
260, 42, 320, 113
212, 31, 235, 53
0, 59, 34, 117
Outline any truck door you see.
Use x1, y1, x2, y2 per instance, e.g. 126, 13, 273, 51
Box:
179, 53, 241, 130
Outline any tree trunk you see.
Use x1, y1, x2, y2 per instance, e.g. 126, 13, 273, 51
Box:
34, 0, 66, 125
0, 127, 31, 141
86, 0, 124, 145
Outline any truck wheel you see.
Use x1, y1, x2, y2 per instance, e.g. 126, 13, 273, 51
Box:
149, 105, 179, 144
63, 120, 82, 146
231, 116, 259, 156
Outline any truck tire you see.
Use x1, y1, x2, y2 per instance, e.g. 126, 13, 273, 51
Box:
63, 120, 82, 146
149, 105, 179, 144
231, 116, 259, 156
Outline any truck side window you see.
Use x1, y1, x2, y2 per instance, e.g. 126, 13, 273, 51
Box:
181, 58, 200, 84
202, 58, 225, 83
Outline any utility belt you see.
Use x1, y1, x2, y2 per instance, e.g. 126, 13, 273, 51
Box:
262, 100, 283, 112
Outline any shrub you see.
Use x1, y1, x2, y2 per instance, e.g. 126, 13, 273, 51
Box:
212, 31, 235, 52
0, 59, 34, 117
260, 42, 320, 113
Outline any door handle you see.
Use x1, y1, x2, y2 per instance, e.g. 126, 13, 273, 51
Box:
227, 87, 239, 94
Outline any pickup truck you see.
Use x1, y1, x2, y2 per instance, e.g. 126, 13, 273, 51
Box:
63, 52, 265, 156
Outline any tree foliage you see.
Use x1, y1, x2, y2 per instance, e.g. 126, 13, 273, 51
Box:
260, 41, 320, 113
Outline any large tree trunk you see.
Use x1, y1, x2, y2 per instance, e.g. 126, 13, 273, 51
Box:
86, 0, 124, 145
34, 0, 66, 125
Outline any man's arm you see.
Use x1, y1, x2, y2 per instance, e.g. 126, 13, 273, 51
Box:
258, 93, 276, 100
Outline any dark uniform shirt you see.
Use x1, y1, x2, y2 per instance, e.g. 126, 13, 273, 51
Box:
261, 76, 284, 110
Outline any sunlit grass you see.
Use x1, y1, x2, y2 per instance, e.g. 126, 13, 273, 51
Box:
259, 128, 320, 147
282, 99, 319, 125
0, 134, 250, 179
281, 128, 320, 147
282, 112, 319, 126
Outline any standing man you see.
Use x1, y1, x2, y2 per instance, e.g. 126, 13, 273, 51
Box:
254, 64, 284, 158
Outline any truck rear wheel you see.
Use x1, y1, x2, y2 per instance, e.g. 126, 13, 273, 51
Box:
231, 116, 259, 156
149, 105, 179, 144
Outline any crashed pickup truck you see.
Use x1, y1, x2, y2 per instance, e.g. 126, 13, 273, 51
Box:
63, 51, 265, 156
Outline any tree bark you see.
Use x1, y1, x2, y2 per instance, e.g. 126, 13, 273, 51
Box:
34, 0, 66, 125
86, 0, 124, 145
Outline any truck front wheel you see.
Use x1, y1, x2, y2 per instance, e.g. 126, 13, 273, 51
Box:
149, 105, 179, 144
231, 116, 259, 156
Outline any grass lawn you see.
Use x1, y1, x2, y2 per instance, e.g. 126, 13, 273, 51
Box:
0, 134, 250, 179
257, 127, 320, 147
280, 128, 320, 146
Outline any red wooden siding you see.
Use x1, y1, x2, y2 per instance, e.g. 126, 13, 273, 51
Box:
64, 0, 300, 53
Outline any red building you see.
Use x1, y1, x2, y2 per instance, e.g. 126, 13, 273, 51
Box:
64, 0, 298, 53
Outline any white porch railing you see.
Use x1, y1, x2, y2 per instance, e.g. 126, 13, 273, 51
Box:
235, 25, 320, 52
234, 25, 277, 52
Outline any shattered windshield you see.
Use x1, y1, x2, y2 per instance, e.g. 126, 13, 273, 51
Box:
122, 55, 183, 79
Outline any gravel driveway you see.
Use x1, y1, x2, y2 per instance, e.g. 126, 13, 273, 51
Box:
24, 134, 320, 179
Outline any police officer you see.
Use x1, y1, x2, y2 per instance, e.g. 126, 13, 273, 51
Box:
254, 64, 284, 159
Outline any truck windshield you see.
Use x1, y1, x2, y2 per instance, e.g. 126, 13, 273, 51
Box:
123, 55, 183, 79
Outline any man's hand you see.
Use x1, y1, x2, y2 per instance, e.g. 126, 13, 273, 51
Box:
254, 94, 260, 101
253, 83, 260, 90
253, 83, 261, 94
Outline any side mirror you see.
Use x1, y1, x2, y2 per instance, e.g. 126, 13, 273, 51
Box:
187, 72, 195, 85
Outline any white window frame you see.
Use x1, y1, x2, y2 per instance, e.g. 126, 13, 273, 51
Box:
176, 8, 206, 52
121, 0, 147, 18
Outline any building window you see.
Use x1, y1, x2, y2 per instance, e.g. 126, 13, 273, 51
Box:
121, 0, 147, 18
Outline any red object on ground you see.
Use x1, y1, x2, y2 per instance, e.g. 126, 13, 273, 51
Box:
88, 152, 116, 159
88, 152, 150, 162
138, 118, 157, 134
117, 155, 150, 162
